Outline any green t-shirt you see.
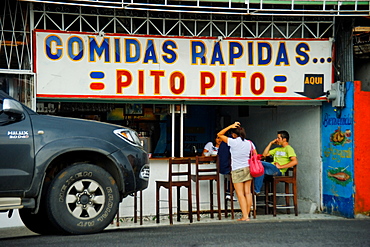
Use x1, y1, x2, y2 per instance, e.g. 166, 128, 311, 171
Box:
269, 145, 296, 174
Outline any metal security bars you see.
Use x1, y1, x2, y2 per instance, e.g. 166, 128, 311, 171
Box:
0, 0, 34, 109
19, 0, 370, 16
0, 0, 335, 73
0, 1, 32, 71
31, 3, 335, 38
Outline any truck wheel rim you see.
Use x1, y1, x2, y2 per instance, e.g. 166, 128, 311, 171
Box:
66, 179, 105, 220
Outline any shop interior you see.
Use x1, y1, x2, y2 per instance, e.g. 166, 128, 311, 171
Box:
36, 100, 323, 212
36, 101, 322, 160
37, 102, 220, 157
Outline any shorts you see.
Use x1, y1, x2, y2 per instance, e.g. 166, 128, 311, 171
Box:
231, 167, 253, 183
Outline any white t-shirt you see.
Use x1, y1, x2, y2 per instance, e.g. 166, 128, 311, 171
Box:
203, 142, 218, 155
227, 137, 255, 171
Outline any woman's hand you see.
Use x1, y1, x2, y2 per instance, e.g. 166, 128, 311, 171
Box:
218, 121, 240, 143
230, 122, 240, 128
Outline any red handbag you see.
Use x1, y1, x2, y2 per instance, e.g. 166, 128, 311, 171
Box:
248, 141, 264, 177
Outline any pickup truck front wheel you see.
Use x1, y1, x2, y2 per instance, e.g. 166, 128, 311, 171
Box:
47, 164, 120, 234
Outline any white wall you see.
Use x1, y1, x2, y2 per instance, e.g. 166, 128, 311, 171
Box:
118, 159, 229, 219
221, 105, 322, 213
0, 210, 24, 228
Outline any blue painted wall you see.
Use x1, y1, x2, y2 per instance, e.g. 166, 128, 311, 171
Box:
321, 82, 354, 218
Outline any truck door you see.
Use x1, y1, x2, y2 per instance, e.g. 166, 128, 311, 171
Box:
0, 99, 34, 194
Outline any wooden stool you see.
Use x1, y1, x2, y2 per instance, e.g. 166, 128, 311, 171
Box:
265, 166, 298, 216
191, 156, 221, 221
111, 190, 142, 226
156, 158, 193, 225
224, 174, 256, 219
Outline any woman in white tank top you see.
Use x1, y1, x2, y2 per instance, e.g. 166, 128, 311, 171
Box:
217, 121, 255, 222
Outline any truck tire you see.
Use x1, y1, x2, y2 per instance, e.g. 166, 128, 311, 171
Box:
19, 181, 61, 235
19, 207, 60, 235
46, 164, 120, 234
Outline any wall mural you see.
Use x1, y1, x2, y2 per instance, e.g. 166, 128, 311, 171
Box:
322, 81, 354, 218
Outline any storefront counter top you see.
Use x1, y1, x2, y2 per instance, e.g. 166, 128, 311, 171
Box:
149, 156, 200, 161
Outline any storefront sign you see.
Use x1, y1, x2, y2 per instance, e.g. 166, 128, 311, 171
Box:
35, 30, 333, 101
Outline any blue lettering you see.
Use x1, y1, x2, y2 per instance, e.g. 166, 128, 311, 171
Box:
295, 43, 310, 65
143, 39, 158, 64
45, 35, 63, 60
115, 38, 121, 63
275, 42, 289, 66
191, 41, 206, 65
248, 42, 253, 65
125, 38, 140, 63
323, 113, 353, 127
89, 37, 110, 62
67, 36, 84, 61
258, 42, 271, 66
210, 41, 225, 65
229, 42, 243, 65
162, 40, 177, 64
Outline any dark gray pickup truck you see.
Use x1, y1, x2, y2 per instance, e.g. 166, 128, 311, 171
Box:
0, 90, 150, 235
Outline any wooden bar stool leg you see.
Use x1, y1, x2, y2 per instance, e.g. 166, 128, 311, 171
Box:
139, 190, 143, 225
134, 191, 138, 223
156, 184, 160, 223
177, 186, 181, 222
116, 207, 119, 226
293, 183, 298, 216
216, 178, 221, 220
188, 185, 193, 223
230, 178, 234, 219
210, 180, 214, 219
251, 180, 256, 219
264, 180, 268, 214
196, 179, 201, 221
273, 181, 277, 217
169, 186, 173, 225
224, 176, 228, 218
285, 183, 291, 215
264, 180, 269, 214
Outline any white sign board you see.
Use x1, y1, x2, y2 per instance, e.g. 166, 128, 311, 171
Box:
35, 30, 333, 101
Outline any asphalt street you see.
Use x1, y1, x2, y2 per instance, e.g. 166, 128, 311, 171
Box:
1, 216, 370, 247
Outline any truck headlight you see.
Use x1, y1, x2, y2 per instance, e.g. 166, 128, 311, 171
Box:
113, 129, 141, 146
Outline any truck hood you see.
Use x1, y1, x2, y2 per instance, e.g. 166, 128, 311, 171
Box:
30, 114, 141, 153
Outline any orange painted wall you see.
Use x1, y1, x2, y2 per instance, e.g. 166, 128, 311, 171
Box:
354, 81, 370, 215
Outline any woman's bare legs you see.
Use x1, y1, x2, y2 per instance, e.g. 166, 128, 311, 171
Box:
234, 179, 252, 221
244, 180, 252, 218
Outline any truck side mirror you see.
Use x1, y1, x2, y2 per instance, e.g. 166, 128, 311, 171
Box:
3, 98, 24, 116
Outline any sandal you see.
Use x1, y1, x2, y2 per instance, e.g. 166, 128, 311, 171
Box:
237, 218, 250, 222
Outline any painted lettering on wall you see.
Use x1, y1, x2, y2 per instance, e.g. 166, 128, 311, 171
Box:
323, 113, 352, 127
36, 31, 333, 100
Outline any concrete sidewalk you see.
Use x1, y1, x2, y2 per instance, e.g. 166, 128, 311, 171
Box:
106, 212, 347, 230
0, 212, 358, 239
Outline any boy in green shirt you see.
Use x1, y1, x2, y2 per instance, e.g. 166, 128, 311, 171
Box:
254, 130, 298, 194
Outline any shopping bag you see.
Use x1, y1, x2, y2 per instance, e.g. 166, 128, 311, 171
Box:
248, 141, 264, 177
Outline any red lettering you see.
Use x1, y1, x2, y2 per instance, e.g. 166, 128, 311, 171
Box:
251, 72, 265, 95
169, 71, 185, 95
138, 70, 144, 94
231, 72, 246, 96
220, 71, 227, 95
150, 70, 165, 95
116, 69, 132, 94
200, 72, 215, 95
